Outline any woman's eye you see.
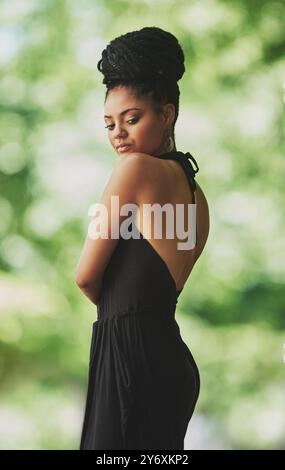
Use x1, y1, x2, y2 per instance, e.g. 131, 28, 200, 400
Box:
104, 117, 139, 130
127, 117, 139, 125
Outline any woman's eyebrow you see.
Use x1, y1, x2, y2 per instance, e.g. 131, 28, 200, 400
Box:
104, 107, 142, 118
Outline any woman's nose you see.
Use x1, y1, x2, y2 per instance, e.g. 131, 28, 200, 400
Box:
114, 125, 127, 139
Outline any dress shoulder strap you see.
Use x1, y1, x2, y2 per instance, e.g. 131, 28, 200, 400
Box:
156, 150, 199, 203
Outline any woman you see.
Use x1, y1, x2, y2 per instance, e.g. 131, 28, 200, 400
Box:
76, 26, 210, 450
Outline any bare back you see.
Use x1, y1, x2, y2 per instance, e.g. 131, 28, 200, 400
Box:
135, 154, 210, 292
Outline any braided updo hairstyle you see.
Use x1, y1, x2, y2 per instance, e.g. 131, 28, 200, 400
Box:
97, 26, 185, 142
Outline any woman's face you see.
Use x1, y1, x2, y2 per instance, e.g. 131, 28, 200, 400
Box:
103, 86, 174, 157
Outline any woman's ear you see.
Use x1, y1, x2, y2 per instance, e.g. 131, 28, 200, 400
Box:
163, 103, 175, 128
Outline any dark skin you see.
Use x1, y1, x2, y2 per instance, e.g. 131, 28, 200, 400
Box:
76, 85, 176, 305
78, 277, 103, 306
103, 85, 176, 158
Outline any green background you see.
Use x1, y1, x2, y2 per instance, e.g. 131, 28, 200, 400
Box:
0, 0, 284, 449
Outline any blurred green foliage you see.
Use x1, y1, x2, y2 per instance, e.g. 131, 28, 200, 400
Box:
0, 0, 284, 450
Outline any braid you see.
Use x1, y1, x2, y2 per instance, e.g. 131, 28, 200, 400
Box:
97, 26, 185, 131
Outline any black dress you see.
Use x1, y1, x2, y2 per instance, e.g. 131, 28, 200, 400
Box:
79, 150, 200, 450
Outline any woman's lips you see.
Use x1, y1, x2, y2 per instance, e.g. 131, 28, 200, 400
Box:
117, 145, 132, 153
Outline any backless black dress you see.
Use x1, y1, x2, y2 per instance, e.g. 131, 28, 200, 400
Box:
79, 150, 200, 450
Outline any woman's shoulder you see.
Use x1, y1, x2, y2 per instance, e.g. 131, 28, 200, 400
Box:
119, 151, 156, 165
110, 152, 159, 196
118, 151, 162, 178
